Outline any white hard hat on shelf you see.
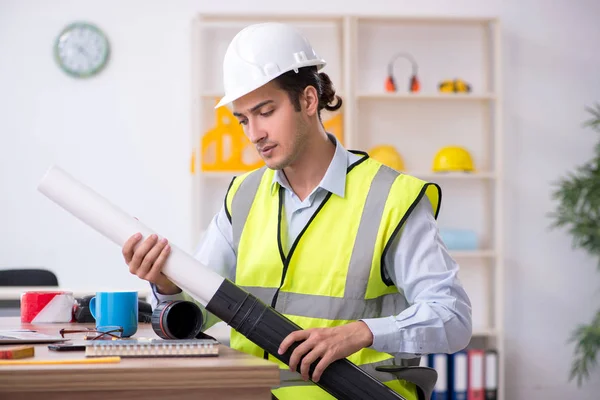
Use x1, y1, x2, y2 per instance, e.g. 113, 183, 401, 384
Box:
215, 22, 327, 109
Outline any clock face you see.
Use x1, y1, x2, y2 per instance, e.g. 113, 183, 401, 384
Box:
54, 22, 110, 78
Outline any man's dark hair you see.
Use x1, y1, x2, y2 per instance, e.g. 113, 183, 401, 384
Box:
273, 66, 343, 119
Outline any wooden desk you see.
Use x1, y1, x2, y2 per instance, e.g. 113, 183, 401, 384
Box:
0, 317, 280, 400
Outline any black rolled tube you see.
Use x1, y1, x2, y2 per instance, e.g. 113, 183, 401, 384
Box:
206, 279, 405, 400
151, 300, 204, 340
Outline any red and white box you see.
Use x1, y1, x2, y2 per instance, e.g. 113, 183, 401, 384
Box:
20, 291, 74, 323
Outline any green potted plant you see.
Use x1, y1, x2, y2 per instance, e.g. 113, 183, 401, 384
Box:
550, 103, 600, 386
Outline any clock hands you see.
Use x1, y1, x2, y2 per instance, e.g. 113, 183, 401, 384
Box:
76, 44, 90, 59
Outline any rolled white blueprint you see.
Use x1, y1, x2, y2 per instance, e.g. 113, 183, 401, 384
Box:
37, 165, 224, 306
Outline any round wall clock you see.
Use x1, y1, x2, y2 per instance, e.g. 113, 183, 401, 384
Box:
54, 22, 110, 78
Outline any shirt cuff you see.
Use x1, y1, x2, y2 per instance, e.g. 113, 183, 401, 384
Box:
360, 316, 401, 354
149, 283, 187, 307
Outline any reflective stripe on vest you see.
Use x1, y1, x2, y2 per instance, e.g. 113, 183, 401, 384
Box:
238, 285, 408, 321
231, 166, 267, 261
225, 155, 441, 400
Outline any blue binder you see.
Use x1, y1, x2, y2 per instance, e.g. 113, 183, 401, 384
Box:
428, 353, 448, 400
448, 351, 468, 400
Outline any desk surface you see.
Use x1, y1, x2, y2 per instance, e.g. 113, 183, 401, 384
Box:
0, 317, 279, 400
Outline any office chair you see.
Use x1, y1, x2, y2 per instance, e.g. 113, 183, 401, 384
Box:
0, 268, 59, 317
376, 364, 438, 400
0, 268, 59, 286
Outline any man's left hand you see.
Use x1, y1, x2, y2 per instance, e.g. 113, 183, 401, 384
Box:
277, 321, 374, 383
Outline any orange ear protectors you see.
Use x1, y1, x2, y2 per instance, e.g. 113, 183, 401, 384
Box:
385, 52, 420, 93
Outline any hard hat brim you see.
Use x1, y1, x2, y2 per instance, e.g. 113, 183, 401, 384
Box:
214, 59, 327, 109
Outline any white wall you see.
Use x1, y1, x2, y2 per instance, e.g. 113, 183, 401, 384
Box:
502, 1, 600, 399
1, 0, 599, 399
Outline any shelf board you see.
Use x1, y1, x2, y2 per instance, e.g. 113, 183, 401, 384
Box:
198, 13, 344, 23
200, 93, 224, 99
408, 171, 496, 180
357, 92, 496, 101
199, 171, 245, 177
202, 93, 496, 101
199, 171, 496, 180
357, 15, 498, 24
200, 92, 347, 100
472, 328, 497, 337
449, 250, 495, 259
199, 170, 496, 181
197, 13, 497, 25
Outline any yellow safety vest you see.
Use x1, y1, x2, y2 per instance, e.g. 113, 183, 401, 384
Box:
224, 152, 441, 400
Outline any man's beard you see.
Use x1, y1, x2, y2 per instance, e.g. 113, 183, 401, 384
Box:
266, 116, 309, 170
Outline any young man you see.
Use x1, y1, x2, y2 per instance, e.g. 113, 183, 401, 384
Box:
122, 22, 472, 400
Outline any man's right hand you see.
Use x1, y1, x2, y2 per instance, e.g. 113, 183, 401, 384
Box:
122, 233, 181, 295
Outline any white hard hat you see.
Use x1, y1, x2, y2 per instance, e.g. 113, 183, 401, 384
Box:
215, 22, 327, 109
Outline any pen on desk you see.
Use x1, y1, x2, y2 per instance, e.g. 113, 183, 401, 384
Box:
0, 357, 121, 366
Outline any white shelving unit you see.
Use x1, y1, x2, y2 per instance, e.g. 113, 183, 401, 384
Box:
191, 13, 503, 399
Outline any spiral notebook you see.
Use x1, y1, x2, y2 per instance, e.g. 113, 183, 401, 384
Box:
85, 339, 219, 358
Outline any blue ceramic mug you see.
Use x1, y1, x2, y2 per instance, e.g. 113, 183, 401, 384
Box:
89, 291, 138, 337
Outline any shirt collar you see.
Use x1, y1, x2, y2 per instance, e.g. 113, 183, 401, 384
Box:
271, 134, 349, 198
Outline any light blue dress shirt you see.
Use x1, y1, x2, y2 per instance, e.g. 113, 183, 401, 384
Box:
152, 136, 472, 358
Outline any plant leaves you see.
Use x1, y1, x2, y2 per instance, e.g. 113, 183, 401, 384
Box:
551, 104, 600, 385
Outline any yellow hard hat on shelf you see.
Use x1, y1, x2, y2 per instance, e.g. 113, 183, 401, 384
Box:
432, 146, 475, 172
368, 145, 405, 171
